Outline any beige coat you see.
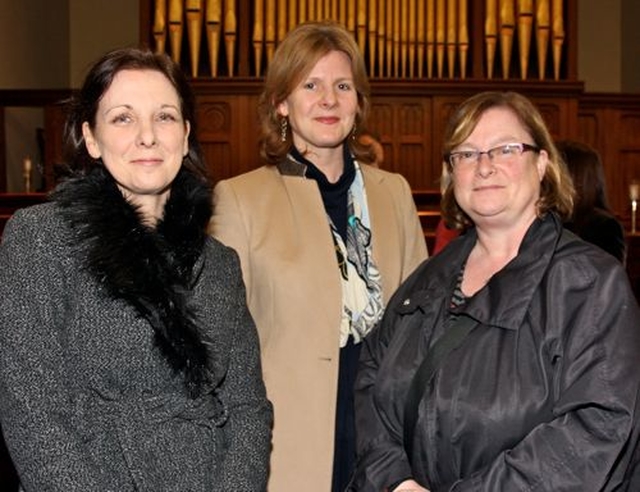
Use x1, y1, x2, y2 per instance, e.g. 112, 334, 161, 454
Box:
210, 159, 427, 492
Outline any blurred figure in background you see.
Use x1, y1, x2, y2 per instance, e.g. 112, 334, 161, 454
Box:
358, 131, 385, 168
556, 139, 626, 263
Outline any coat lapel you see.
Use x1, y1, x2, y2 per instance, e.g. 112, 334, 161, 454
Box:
279, 172, 344, 336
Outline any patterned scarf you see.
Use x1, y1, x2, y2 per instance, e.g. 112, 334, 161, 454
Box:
331, 162, 384, 347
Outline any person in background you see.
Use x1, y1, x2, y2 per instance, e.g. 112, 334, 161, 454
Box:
0, 48, 272, 491
350, 91, 640, 491
358, 131, 385, 168
432, 217, 461, 255
556, 139, 626, 263
210, 21, 427, 492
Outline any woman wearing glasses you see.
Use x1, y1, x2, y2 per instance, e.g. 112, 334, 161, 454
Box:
349, 91, 640, 491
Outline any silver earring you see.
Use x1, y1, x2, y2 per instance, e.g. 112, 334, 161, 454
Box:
351, 124, 357, 140
281, 117, 288, 142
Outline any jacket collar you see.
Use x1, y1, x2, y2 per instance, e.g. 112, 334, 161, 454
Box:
468, 214, 564, 329
276, 155, 306, 176
414, 214, 564, 330
276, 145, 355, 178
50, 166, 215, 396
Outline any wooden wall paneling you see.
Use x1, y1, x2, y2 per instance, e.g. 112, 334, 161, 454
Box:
196, 96, 235, 181
604, 109, 624, 222
237, 93, 262, 170
576, 107, 618, 216
530, 96, 578, 140
369, 97, 434, 189
619, 149, 640, 227
606, 108, 628, 221
430, 96, 466, 189
618, 112, 640, 225
195, 94, 261, 183
43, 103, 68, 190
563, 96, 580, 137
578, 94, 640, 225
398, 140, 430, 189
366, 100, 394, 170
0, 108, 5, 192
576, 111, 599, 148
397, 98, 433, 189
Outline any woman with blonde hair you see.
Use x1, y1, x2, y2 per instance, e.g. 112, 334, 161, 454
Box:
211, 21, 427, 492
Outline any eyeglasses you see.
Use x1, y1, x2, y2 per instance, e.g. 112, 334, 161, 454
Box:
446, 142, 540, 169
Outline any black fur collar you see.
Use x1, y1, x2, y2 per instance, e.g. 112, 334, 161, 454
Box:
51, 166, 214, 397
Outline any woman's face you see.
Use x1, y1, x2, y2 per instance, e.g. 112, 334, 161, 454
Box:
82, 69, 189, 213
277, 50, 358, 160
451, 107, 548, 231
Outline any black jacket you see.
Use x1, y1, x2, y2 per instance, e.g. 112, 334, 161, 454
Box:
565, 207, 626, 264
351, 213, 640, 491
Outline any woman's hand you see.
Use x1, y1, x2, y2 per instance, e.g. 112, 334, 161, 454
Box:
391, 479, 430, 491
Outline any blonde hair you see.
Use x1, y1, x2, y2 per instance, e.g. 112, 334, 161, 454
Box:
258, 21, 373, 165
440, 91, 574, 229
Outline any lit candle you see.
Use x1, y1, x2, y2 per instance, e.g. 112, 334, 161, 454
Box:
630, 182, 639, 234
23, 157, 32, 193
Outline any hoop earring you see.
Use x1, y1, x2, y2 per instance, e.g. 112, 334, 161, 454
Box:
281, 117, 288, 142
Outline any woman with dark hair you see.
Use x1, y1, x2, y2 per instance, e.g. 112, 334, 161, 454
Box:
210, 21, 427, 492
350, 91, 640, 491
556, 139, 626, 263
0, 47, 272, 491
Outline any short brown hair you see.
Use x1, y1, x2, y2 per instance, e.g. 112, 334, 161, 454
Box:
440, 91, 574, 229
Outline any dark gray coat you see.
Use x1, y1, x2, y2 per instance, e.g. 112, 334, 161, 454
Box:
351, 213, 640, 491
0, 170, 272, 491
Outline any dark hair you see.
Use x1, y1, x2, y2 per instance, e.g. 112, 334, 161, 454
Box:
258, 21, 374, 165
555, 139, 612, 216
440, 91, 575, 229
62, 47, 207, 180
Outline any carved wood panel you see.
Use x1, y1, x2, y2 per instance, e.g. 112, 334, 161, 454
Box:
195, 94, 261, 183
431, 96, 467, 189
369, 97, 435, 188
578, 96, 640, 228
